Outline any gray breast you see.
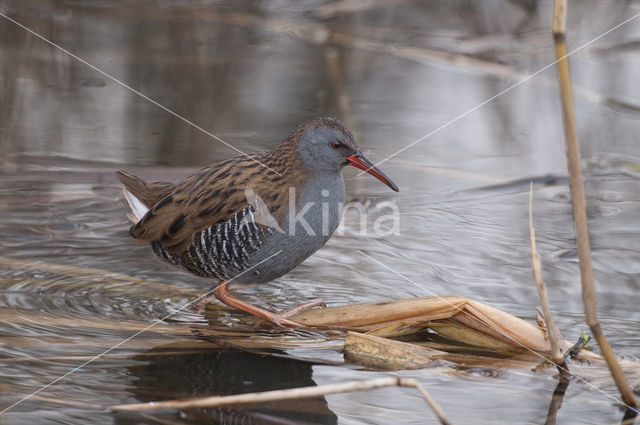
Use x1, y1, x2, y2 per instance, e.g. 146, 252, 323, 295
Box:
152, 173, 346, 285
236, 173, 346, 284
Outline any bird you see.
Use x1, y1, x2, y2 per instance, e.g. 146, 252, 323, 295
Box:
116, 117, 398, 326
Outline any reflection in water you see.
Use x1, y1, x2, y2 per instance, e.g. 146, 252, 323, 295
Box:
120, 347, 337, 425
1, 0, 640, 424
543, 373, 569, 425
622, 408, 639, 425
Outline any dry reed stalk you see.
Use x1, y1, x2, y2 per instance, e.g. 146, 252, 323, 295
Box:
529, 184, 566, 368
110, 376, 451, 425
291, 295, 551, 351
344, 331, 445, 369
552, 0, 637, 408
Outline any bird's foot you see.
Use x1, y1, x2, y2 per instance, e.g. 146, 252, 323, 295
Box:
266, 313, 304, 328
193, 294, 217, 313
278, 299, 326, 319
212, 282, 309, 328
196, 295, 302, 327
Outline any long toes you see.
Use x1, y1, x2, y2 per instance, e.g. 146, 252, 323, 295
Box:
280, 299, 327, 318
271, 315, 304, 328
309, 300, 327, 309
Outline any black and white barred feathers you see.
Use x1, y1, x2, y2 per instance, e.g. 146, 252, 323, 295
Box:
152, 205, 273, 281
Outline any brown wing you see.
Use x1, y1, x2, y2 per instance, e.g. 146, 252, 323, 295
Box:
126, 155, 291, 254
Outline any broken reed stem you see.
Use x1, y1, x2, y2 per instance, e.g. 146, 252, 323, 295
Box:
552, 0, 638, 408
110, 376, 452, 425
400, 378, 451, 425
529, 184, 565, 368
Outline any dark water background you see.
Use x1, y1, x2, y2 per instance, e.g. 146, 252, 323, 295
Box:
1, 1, 640, 424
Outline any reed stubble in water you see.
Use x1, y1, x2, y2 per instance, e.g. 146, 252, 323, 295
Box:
552, 0, 637, 409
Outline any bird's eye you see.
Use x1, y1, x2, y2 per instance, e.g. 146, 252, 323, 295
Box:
331, 141, 343, 149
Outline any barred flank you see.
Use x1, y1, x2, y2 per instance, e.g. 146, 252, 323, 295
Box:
151, 205, 272, 280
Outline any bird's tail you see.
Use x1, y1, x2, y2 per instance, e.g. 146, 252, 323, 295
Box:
115, 170, 173, 223
122, 189, 148, 223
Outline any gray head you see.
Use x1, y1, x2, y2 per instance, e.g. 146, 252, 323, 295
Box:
286, 117, 399, 191
296, 117, 356, 172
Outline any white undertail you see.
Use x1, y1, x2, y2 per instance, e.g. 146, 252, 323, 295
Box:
122, 189, 149, 223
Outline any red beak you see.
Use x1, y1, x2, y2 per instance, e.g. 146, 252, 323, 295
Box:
347, 151, 399, 192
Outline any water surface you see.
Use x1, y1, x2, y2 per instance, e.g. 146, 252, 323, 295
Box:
1, 1, 640, 424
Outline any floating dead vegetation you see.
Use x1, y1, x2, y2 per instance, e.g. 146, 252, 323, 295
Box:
4, 252, 635, 383
109, 294, 640, 425
194, 295, 637, 372
4, 244, 637, 425
3, 249, 640, 423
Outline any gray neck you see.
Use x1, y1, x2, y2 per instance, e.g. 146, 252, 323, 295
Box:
230, 171, 346, 285
286, 171, 345, 239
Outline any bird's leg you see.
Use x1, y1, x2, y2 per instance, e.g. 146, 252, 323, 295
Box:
213, 282, 303, 328
278, 299, 326, 318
